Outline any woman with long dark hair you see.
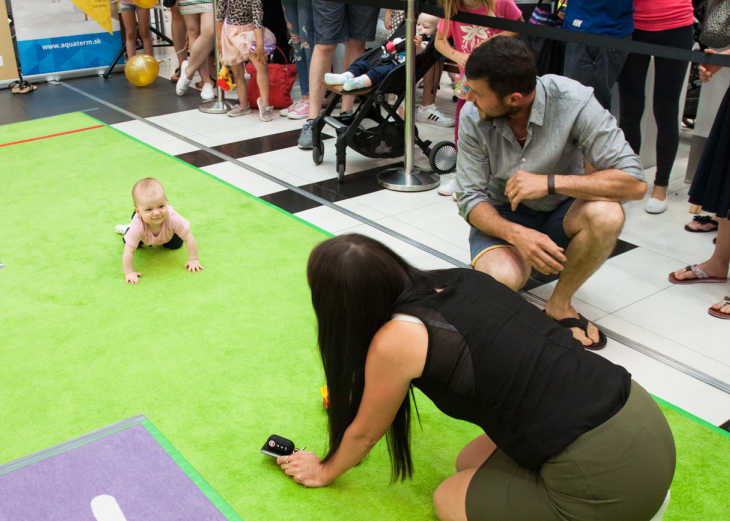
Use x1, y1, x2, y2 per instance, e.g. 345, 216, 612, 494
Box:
279, 234, 675, 521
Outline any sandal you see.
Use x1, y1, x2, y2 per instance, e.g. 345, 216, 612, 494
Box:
685, 215, 719, 233
171, 67, 180, 82
668, 265, 728, 285
556, 314, 607, 350
709, 297, 730, 319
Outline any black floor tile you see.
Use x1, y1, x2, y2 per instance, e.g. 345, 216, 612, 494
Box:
313, 161, 402, 199
720, 419, 730, 433
259, 184, 347, 214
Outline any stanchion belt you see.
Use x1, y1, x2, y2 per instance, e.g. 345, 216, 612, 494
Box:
327, 0, 730, 67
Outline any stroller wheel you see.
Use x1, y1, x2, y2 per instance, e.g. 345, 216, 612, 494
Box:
429, 141, 457, 174
313, 141, 324, 165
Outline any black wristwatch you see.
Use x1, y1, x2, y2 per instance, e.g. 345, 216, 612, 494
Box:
548, 173, 556, 195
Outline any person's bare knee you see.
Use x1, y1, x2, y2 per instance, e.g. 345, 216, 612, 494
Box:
474, 247, 530, 291
576, 201, 625, 236
138, 25, 151, 39
455, 434, 497, 473
433, 470, 474, 521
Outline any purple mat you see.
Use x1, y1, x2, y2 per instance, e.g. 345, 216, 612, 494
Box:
0, 424, 228, 521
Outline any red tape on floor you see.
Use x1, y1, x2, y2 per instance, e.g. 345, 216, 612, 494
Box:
0, 125, 105, 148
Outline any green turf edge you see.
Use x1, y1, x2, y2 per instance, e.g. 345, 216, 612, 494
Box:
141, 420, 244, 521
651, 394, 730, 440
77, 112, 335, 239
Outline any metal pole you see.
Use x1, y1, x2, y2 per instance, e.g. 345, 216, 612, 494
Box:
376, 0, 440, 191
199, 0, 232, 114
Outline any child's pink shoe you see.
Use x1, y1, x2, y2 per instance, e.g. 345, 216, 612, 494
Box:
287, 99, 310, 120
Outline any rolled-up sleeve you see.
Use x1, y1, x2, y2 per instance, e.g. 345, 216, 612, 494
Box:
455, 113, 492, 221
572, 96, 645, 182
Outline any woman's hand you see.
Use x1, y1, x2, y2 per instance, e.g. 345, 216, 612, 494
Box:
699, 49, 723, 83
277, 451, 331, 488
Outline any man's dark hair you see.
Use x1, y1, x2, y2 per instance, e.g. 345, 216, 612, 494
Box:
464, 36, 537, 99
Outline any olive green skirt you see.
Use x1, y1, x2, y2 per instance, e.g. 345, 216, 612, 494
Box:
465, 380, 676, 521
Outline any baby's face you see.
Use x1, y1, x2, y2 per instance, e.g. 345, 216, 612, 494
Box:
134, 189, 169, 226
417, 16, 438, 36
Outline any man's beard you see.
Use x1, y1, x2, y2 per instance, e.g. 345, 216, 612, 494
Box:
477, 102, 519, 121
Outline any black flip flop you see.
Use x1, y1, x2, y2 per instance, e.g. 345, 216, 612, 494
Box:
171, 67, 180, 83
685, 215, 718, 233
556, 314, 607, 350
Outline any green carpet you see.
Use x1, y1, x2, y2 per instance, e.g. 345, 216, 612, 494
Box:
1, 112, 728, 521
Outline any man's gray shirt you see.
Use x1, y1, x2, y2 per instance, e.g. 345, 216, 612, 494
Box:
454, 75, 644, 219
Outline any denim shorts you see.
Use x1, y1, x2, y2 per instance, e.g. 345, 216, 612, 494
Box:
469, 198, 577, 267
119, 2, 141, 11
312, 0, 379, 45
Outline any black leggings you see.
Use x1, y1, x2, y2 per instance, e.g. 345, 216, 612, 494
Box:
618, 25, 694, 187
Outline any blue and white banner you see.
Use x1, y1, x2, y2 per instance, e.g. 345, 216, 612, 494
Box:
13, 0, 122, 76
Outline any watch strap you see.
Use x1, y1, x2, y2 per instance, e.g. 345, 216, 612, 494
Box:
548, 173, 556, 195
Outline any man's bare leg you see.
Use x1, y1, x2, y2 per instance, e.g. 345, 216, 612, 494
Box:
544, 200, 625, 345
473, 246, 531, 291
340, 39, 366, 112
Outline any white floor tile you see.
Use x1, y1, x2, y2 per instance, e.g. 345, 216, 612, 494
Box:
596, 337, 730, 426
595, 314, 730, 385
153, 138, 204, 156
533, 247, 691, 314
344, 186, 446, 217
201, 160, 303, 197
620, 187, 716, 265
612, 282, 730, 368
372, 217, 471, 265
294, 206, 364, 234
335, 199, 389, 221
391, 197, 469, 250
111, 120, 182, 145
335, 225, 460, 270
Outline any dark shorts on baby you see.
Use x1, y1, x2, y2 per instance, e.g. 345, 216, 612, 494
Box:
469, 198, 577, 267
312, 0, 379, 45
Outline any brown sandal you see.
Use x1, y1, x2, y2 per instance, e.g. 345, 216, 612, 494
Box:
709, 297, 730, 319
171, 67, 180, 82
668, 265, 728, 285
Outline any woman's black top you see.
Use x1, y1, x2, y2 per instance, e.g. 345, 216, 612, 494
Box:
394, 269, 631, 471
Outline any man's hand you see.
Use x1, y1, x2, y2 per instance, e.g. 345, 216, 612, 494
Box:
185, 260, 204, 273
251, 46, 267, 66
125, 272, 142, 284
699, 49, 722, 83
277, 451, 331, 488
509, 227, 566, 275
505, 170, 549, 211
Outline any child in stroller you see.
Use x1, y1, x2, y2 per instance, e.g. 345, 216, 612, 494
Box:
324, 13, 439, 92
310, 15, 457, 183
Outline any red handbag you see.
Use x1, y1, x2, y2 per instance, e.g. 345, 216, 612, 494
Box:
245, 46, 297, 109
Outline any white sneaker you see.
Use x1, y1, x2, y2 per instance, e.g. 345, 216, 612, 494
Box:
200, 83, 215, 100
438, 173, 456, 196
115, 224, 130, 235
645, 197, 668, 214
175, 60, 191, 96
417, 104, 455, 128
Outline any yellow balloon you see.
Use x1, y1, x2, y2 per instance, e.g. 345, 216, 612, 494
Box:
133, 0, 158, 8
124, 54, 159, 87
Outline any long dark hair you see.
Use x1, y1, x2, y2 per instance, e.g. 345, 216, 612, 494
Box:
307, 234, 434, 481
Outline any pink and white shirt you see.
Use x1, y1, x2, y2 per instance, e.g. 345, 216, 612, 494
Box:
125, 205, 190, 248
437, 0, 523, 74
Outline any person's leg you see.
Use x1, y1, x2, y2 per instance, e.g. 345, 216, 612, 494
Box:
120, 10, 139, 58
340, 5, 379, 111
228, 62, 249, 106
185, 12, 214, 84
651, 26, 694, 197
339, 38, 366, 111
135, 8, 153, 56
617, 51, 650, 159
432, 468, 476, 521
306, 43, 337, 119
282, 0, 306, 99
545, 200, 625, 345
298, 0, 314, 99
182, 13, 201, 73
455, 434, 497, 473
564, 43, 628, 110
252, 55, 270, 107
672, 217, 730, 283
170, 4, 187, 78
421, 61, 443, 107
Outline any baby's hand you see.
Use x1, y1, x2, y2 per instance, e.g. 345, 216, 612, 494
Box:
414, 35, 423, 47
125, 272, 142, 284
185, 260, 204, 273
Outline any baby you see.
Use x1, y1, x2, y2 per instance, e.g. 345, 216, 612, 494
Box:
117, 178, 203, 284
325, 13, 440, 92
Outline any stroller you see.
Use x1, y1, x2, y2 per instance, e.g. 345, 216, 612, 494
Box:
311, 24, 457, 183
